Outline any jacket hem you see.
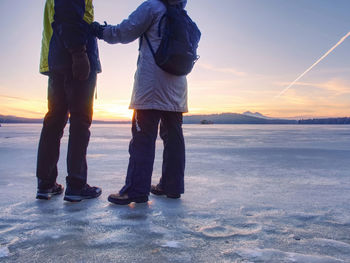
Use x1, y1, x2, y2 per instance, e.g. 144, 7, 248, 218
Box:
129, 104, 188, 113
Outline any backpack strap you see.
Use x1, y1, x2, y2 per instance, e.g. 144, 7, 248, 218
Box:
138, 36, 143, 51
140, 0, 169, 58
159, 0, 169, 7
158, 15, 167, 37
143, 33, 156, 57
158, 0, 169, 37
140, 0, 167, 55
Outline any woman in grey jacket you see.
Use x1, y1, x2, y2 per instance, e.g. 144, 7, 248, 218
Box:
95, 0, 188, 205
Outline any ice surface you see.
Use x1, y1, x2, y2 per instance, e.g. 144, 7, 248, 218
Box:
0, 124, 350, 262
225, 247, 345, 263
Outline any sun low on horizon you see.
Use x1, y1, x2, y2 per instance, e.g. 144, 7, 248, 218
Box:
0, 0, 349, 121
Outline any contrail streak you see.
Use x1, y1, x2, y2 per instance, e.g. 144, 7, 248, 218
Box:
276, 31, 350, 97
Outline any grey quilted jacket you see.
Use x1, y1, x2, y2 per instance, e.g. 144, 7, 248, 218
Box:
103, 0, 189, 113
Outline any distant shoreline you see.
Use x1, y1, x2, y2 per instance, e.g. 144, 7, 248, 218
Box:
1, 122, 349, 125
1, 114, 349, 125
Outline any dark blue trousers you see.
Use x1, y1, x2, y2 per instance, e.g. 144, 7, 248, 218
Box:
119, 110, 185, 198
36, 70, 96, 190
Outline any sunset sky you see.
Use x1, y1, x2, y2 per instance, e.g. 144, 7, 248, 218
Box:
0, 0, 349, 120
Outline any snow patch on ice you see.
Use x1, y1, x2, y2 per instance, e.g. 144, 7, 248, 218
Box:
0, 246, 10, 258
161, 241, 180, 248
35, 230, 64, 240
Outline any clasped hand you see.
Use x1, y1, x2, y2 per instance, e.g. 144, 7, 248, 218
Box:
91, 21, 108, 39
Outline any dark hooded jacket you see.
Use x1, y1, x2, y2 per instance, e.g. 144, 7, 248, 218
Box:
40, 0, 101, 74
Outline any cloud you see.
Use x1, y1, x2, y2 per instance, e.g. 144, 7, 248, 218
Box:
0, 94, 47, 118
0, 95, 30, 101
198, 62, 247, 77
6, 107, 45, 116
275, 79, 350, 96
271, 83, 350, 117
318, 80, 350, 96
0, 94, 45, 103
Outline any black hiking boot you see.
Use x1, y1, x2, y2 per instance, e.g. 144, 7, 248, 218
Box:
64, 184, 102, 202
36, 183, 64, 200
150, 185, 181, 199
108, 193, 148, 205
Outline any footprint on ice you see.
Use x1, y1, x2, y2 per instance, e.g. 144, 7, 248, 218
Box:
199, 223, 261, 238
0, 246, 10, 258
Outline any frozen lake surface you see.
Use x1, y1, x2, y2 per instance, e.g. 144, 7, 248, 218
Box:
0, 124, 350, 262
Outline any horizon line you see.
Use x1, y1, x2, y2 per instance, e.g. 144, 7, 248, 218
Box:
1, 113, 350, 122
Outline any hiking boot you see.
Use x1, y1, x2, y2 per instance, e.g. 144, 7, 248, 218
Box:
150, 185, 181, 199
108, 193, 148, 205
36, 183, 64, 200
64, 184, 102, 202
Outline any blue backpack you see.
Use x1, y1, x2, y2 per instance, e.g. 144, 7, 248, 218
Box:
142, 0, 201, 76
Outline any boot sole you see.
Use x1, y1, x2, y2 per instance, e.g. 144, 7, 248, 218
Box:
165, 194, 181, 199
64, 191, 102, 202
108, 196, 148, 205
36, 190, 64, 200
150, 189, 180, 199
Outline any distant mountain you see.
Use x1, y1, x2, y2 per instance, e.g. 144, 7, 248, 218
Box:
183, 113, 297, 124
0, 115, 129, 124
0, 115, 42, 123
242, 111, 271, 119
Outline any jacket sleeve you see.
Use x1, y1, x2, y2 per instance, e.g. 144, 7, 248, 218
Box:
103, 1, 155, 44
54, 0, 89, 49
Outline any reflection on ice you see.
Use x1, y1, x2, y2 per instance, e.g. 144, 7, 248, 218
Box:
0, 124, 350, 262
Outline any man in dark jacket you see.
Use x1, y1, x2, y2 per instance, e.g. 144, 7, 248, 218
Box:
36, 0, 102, 202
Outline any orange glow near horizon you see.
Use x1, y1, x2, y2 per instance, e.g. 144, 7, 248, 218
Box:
2, 100, 350, 121
93, 101, 134, 121
1, 76, 350, 121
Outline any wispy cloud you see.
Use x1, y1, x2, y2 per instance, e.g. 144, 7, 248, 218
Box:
0, 94, 47, 118
0, 95, 30, 101
6, 107, 45, 116
0, 94, 45, 103
198, 62, 247, 77
275, 79, 350, 96
271, 83, 350, 117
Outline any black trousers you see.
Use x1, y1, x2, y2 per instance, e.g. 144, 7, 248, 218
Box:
119, 110, 185, 198
36, 71, 96, 190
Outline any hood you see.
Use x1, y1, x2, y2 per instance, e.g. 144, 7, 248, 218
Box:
167, 0, 187, 8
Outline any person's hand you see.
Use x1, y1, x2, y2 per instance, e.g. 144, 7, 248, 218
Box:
90, 21, 108, 39
69, 46, 90, 80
